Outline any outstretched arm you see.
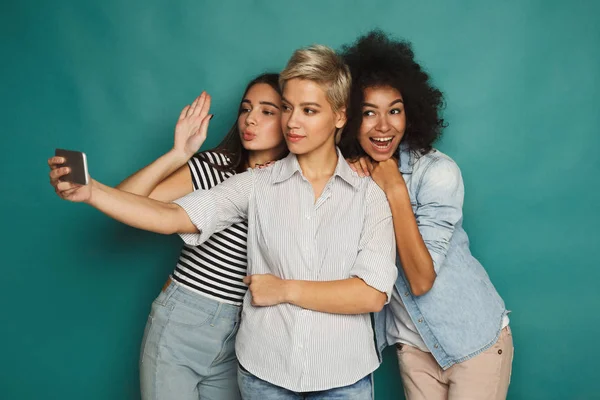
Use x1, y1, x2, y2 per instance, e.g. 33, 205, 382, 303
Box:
54, 178, 197, 234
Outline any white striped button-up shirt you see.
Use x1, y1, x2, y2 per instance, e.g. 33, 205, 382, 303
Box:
174, 149, 397, 392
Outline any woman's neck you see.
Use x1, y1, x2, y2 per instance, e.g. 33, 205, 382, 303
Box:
247, 145, 286, 169
297, 141, 338, 181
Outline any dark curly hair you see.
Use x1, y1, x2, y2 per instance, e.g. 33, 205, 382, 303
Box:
339, 30, 447, 159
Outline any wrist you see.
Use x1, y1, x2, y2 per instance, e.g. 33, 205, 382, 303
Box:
283, 280, 300, 305
384, 180, 409, 199
167, 148, 193, 165
85, 179, 98, 205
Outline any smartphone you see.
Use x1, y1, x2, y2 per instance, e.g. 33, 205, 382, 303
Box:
54, 149, 89, 185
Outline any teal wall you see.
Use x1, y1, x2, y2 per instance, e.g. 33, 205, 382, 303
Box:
2, 1, 599, 399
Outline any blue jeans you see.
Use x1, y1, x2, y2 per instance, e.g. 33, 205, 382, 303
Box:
237, 364, 373, 399
140, 280, 241, 400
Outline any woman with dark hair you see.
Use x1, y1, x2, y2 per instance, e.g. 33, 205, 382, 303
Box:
340, 31, 513, 400
48, 73, 287, 399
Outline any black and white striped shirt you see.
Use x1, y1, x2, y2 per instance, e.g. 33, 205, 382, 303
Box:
171, 151, 248, 305
174, 150, 398, 392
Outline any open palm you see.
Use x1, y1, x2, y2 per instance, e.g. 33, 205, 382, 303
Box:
174, 92, 213, 158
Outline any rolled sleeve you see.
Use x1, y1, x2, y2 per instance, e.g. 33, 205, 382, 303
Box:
350, 182, 398, 302
172, 170, 253, 246
415, 158, 464, 273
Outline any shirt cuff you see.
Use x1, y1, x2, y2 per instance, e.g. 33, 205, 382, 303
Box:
172, 190, 218, 246
351, 256, 398, 303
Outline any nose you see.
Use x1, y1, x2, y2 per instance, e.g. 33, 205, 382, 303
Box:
245, 109, 258, 126
376, 115, 391, 133
285, 108, 300, 130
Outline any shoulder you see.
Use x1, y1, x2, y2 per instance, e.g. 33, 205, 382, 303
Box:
188, 151, 235, 189
364, 178, 391, 210
413, 148, 462, 183
412, 149, 464, 199
190, 151, 232, 170
250, 157, 294, 185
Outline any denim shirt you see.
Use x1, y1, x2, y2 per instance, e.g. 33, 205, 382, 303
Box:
374, 143, 508, 370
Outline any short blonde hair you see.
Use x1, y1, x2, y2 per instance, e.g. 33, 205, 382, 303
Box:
279, 45, 351, 114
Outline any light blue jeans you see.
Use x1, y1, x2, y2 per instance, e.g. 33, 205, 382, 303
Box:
237, 364, 373, 399
140, 280, 241, 400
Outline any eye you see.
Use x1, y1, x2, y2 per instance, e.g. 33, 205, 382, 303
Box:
304, 108, 316, 115
263, 110, 275, 116
240, 107, 251, 114
282, 104, 291, 113
362, 110, 375, 117
390, 108, 402, 115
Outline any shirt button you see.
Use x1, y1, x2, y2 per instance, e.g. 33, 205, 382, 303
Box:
418, 318, 423, 323
434, 344, 439, 349
404, 292, 409, 296
305, 214, 311, 220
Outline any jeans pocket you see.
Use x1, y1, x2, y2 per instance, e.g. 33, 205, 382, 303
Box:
213, 321, 240, 365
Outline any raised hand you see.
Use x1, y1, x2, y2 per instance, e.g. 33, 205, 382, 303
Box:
173, 92, 213, 158
48, 156, 92, 202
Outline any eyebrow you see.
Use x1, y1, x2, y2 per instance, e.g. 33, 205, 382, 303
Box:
362, 98, 404, 108
281, 97, 322, 108
241, 99, 281, 110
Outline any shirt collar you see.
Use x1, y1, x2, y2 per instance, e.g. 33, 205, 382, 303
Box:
272, 147, 361, 190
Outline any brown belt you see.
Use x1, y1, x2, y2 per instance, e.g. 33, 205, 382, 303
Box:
162, 277, 172, 292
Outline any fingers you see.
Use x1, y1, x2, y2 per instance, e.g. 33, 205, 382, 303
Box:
48, 157, 65, 169
199, 93, 211, 119
194, 113, 213, 140
178, 105, 190, 121
365, 158, 375, 174
243, 276, 251, 285
56, 180, 80, 194
49, 167, 70, 189
187, 94, 201, 117
57, 185, 80, 198
49, 167, 70, 181
187, 92, 207, 117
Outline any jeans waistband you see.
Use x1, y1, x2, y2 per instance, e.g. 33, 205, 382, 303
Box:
160, 277, 241, 322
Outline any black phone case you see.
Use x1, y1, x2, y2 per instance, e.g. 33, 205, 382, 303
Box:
55, 149, 88, 185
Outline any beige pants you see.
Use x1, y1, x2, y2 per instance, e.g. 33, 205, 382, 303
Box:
396, 326, 514, 400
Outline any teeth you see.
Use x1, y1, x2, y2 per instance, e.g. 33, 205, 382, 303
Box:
372, 137, 393, 142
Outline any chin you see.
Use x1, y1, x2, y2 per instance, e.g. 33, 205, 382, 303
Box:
367, 152, 392, 162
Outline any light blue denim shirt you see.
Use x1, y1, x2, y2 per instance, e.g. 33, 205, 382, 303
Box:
374, 143, 508, 370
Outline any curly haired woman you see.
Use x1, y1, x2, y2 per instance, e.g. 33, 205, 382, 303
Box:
340, 30, 514, 400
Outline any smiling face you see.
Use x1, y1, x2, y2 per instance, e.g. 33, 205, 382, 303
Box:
280, 78, 346, 156
237, 83, 285, 153
358, 85, 406, 161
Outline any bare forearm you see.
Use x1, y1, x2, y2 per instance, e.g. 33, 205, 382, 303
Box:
386, 186, 436, 296
87, 179, 195, 234
116, 150, 189, 196
285, 278, 386, 314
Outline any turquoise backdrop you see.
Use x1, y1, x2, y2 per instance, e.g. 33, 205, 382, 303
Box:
2, 1, 599, 399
